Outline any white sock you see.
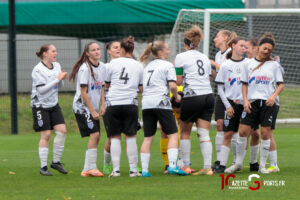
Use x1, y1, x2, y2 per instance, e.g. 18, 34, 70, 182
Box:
83, 147, 89, 171
167, 148, 178, 168
39, 147, 48, 168
104, 150, 111, 165
235, 136, 247, 165
84, 148, 97, 171
269, 150, 278, 167
126, 137, 138, 173
140, 153, 150, 172
53, 131, 66, 163
219, 145, 230, 166
111, 138, 121, 172
250, 144, 260, 164
260, 139, 270, 168
179, 139, 190, 166
215, 131, 224, 161
231, 132, 238, 163
200, 141, 212, 169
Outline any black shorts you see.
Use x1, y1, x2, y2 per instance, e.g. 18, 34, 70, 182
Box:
32, 104, 65, 132
223, 100, 243, 132
214, 95, 226, 121
143, 109, 178, 137
180, 94, 215, 123
75, 113, 100, 137
102, 113, 110, 137
105, 105, 138, 136
272, 105, 280, 130
240, 100, 277, 129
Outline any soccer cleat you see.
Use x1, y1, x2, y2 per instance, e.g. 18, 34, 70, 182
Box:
250, 162, 259, 172
213, 165, 226, 173
212, 160, 220, 171
109, 171, 121, 178
136, 166, 142, 173
103, 164, 113, 175
81, 170, 90, 177
40, 166, 53, 176
129, 171, 141, 177
167, 166, 188, 176
181, 166, 192, 174
192, 168, 214, 176
225, 164, 243, 174
141, 171, 152, 177
267, 166, 280, 173
164, 165, 169, 174
87, 168, 104, 177
51, 162, 68, 174
259, 167, 270, 174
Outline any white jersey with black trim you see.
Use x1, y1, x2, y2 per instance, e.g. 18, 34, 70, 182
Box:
72, 62, 106, 114
31, 61, 62, 108
215, 48, 231, 72
215, 58, 248, 103
175, 50, 212, 97
105, 57, 143, 106
142, 59, 176, 110
241, 58, 284, 101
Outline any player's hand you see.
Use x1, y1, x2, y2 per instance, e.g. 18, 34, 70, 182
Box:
226, 106, 234, 118
100, 104, 106, 116
233, 99, 240, 104
244, 99, 251, 114
210, 59, 216, 67
175, 94, 182, 103
266, 95, 275, 107
91, 110, 99, 120
57, 70, 68, 81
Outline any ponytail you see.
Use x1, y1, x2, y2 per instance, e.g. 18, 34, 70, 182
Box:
140, 41, 166, 63
140, 43, 153, 62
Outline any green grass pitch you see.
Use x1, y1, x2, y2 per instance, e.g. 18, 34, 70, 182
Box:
0, 127, 299, 200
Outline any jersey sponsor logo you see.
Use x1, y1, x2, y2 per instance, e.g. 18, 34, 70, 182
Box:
91, 81, 103, 90
249, 76, 270, 85
228, 77, 241, 86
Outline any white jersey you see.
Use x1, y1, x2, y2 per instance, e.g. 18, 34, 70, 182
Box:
105, 57, 143, 106
175, 50, 212, 97
241, 58, 284, 101
31, 61, 62, 108
72, 62, 106, 114
215, 48, 231, 72
142, 59, 176, 110
215, 58, 247, 103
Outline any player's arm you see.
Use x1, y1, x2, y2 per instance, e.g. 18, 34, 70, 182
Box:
266, 83, 284, 107
81, 85, 99, 120
100, 86, 106, 116
36, 71, 67, 94
242, 83, 251, 113
169, 81, 181, 102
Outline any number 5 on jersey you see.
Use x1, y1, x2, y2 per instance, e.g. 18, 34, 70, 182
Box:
119, 67, 129, 84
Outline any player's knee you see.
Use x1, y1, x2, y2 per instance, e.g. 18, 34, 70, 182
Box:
197, 128, 210, 142
54, 131, 66, 146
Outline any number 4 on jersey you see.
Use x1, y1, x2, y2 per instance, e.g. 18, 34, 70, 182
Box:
120, 67, 129, 84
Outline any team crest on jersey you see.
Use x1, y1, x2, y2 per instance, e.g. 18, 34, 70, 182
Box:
241, 111, 247, 119
224, 119, 229, 127
87, 121, 94, 129
38, 120, 43, 127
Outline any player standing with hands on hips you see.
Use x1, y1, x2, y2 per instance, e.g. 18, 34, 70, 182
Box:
31, 44, 68, 176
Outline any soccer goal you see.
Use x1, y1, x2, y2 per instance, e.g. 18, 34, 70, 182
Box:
169, 9, 300, 124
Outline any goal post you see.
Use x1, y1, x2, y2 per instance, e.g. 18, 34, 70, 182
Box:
169, 8, 300, 124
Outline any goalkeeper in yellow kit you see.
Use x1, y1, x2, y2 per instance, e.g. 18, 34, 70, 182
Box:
160, 85, 195, 173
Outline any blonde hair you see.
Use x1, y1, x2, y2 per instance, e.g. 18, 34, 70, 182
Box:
140, 41, 165, 62
184, 25, 203, 49
220, 29, 237, 48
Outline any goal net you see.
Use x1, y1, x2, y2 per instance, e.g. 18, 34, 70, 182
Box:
169, 9, 300, 122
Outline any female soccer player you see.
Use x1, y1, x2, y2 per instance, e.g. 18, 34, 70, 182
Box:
102, 40, 121, 175
105, 36, 143, 177
213, 37, 247, 173
225, 33, 284, 174
31, 44, 68, 176
210, 30, 238, 170
175, 26, 215, 175
69, 42, 106, 177
139, 41, 187, 177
